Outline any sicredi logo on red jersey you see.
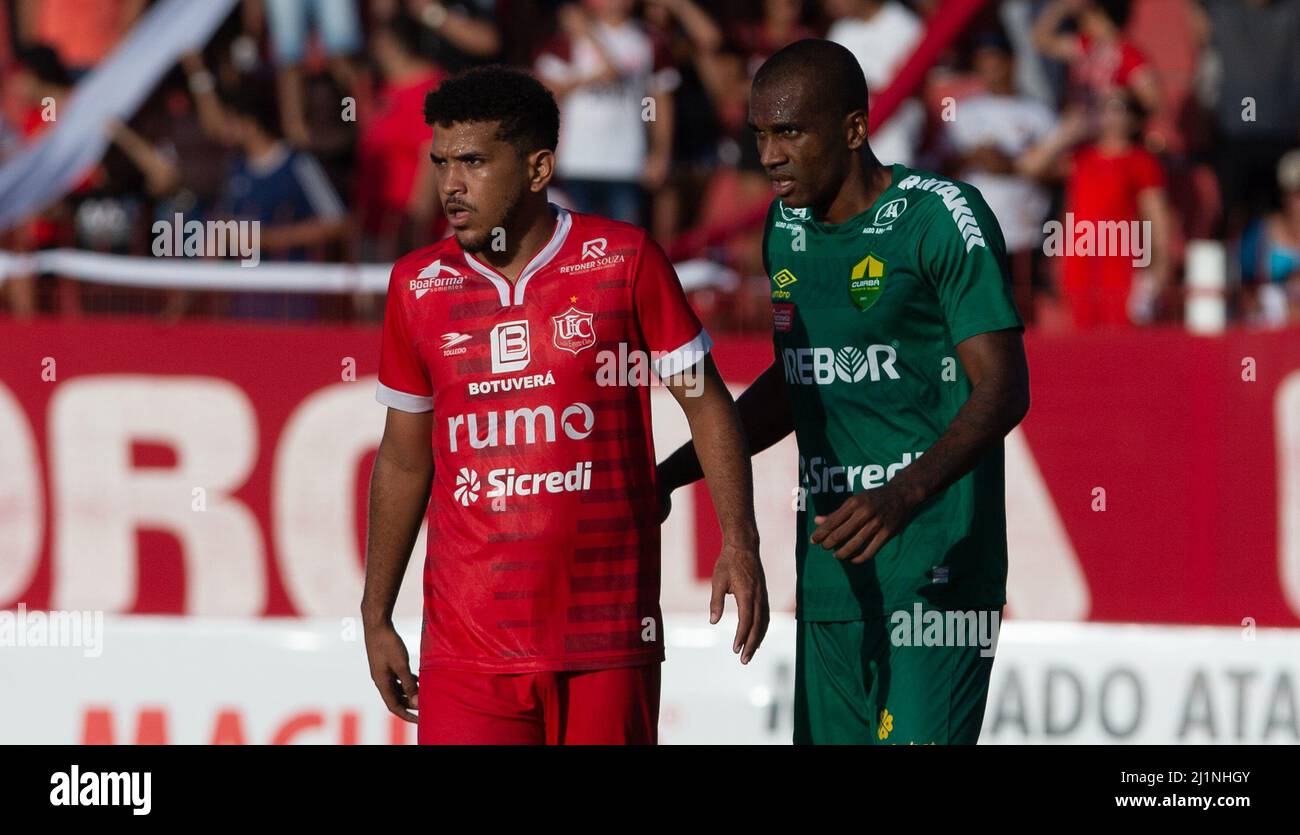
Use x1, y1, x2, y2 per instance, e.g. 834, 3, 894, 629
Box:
452, 462, 593, 506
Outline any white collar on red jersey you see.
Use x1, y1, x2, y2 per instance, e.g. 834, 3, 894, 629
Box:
461, 204, 573, 307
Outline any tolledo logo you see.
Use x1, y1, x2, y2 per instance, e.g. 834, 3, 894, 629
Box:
781, 345, 900, 385
454, 468, 480, 506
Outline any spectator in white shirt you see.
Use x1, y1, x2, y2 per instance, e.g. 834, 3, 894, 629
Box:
535, 0, 679, 226
824, 0, 925, 166
943, 30, 1058, 321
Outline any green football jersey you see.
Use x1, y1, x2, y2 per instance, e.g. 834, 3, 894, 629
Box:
762, 163, 1024, 621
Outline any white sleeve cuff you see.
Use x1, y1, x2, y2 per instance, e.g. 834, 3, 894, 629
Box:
653, 329, 713, 379
375, 381, 433, 413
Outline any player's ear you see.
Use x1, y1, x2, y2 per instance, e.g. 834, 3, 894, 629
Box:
527, 148, 556, 193
845, 109, 869, 152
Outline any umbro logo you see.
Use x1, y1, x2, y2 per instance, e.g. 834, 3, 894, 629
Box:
771, 267, 798, 300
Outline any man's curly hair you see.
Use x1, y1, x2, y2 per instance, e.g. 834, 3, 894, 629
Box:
423, 65, 560, 156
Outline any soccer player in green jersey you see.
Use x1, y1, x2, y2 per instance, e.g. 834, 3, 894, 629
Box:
657, 39, 1030, 744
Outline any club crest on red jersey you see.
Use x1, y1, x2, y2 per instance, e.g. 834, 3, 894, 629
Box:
551, 306, 596, 355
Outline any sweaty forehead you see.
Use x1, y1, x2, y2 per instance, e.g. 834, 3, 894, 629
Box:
749, 75, 827, 128
432, 120, 508, 154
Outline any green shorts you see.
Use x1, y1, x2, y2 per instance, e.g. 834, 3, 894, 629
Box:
793, 614, 997, 745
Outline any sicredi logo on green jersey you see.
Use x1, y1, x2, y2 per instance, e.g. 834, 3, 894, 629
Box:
782, 345, 900, 385
800, 452, 923, 495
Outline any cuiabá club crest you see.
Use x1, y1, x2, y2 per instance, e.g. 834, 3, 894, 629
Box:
551, 306, 596, 355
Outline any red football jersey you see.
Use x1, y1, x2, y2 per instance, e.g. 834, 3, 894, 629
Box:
376, 205, 711, 673
1065, 145, 1165, 223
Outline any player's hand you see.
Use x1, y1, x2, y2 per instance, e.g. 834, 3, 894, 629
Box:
363, 620, 419, 724
811, 482, 921, 564
709, 541, 769, 664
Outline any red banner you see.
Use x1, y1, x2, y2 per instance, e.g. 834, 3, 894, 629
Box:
1, 318, 1298, 625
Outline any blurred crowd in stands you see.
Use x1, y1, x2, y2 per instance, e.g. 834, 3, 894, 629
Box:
1, 0, 1298, 332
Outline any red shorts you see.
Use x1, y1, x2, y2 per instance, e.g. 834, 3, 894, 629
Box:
416, 663, 660, 745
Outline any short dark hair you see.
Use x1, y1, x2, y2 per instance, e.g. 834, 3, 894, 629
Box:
423, 65, 560, 155
1090, 0, 1132, 28
373, 10, 425, 58
16, 44, 71, 87
969, 28, 1014, 58
752, 39, 869, 121
226, 80, 282, 138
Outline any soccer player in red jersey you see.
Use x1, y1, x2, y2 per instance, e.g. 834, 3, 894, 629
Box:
360, 66, 767, 745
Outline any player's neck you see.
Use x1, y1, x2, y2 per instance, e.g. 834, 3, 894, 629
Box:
820, 153, 891, 226
477, 199, 557, 284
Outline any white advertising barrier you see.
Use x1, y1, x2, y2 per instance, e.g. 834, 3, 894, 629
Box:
0, 614, 1297, 744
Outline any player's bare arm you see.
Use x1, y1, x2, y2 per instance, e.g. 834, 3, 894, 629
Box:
656, 357, 795, 509
811, 328, 1030, 562
663, 355, 769, 664
361, 407, 433, 723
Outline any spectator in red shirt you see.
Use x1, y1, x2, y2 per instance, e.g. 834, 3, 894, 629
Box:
1027, 92, 1172, 329
15, 0, 144, 79
10, 46, 88, 238
355, 14, 447, 264
1031, 0, 1160, 119
3, 45, 99, 317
